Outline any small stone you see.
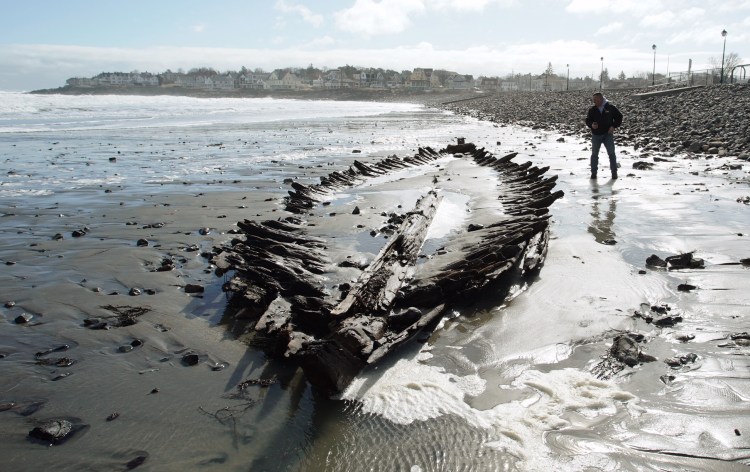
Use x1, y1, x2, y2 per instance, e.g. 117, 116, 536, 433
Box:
129, 288, 142, 296
14, 313, 33, 324
182, 353, 200, 366
659, 374, 675, 384
199, 227, 211, 235
118, 345, 134, 353
352, 206, 361, 215
678, 283, 697, 292
136, 239, 148, 247
106, 412, 120, 421
184, 284, 204, 294
646, 254, 667, 267
29, 419, 74, 444
126, 455, 148, 470
5, 301, 16, 308
149, 388, 159, 394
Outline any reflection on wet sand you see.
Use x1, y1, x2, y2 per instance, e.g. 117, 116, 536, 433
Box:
587, 181, 617, 245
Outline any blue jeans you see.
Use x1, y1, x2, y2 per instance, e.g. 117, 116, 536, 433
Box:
591, 133, 617, 176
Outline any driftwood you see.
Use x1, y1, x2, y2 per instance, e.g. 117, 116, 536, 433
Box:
212, 142, 564, 394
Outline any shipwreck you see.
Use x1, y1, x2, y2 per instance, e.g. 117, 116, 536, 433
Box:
211, 141, 564, 395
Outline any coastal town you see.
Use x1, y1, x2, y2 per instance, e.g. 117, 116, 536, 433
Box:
60, 64, 674, 94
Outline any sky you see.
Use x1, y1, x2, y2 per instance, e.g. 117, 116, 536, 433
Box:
0, 0, 748, 91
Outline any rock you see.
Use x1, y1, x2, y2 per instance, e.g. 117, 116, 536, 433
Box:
136, 239, 148, 247
14, 313, 33, 324
129, 288, 142, 296
653, 316, 683, 327
665, 353, 698, 367
632, 161, 654, 170
610, 335, 642, 367
199, 227, 211, 235
646, 254, 667, 267
35, 344, 71, 357
184, 284, 204, 294
352, 206, 361, 215
28, 419, 77, 444
182, 353, 200, 366
660, 374, 676, 384
4, 301, 15, 308
126, 455, 148, 470
666, 252, 704, 270
675, 333, 695, 342
106, 412, 120, 421
677, 283, 697, 292
467, 224, 484, 232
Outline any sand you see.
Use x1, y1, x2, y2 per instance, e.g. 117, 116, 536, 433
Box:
1, 111, 749, 470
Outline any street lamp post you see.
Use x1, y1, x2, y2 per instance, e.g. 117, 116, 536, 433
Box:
566, 64, 570, 91
652, 44, 657, 86
720, 29, 728, 84
599, 57, 604, 91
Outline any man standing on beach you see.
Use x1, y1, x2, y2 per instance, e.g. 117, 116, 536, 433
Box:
585, 92, 623, 179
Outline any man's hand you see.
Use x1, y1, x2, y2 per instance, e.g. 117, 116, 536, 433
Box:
591, 122, 599, 130
608, 126, 614, 134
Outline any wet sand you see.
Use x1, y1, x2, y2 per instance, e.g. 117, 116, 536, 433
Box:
1, 113, 749, 470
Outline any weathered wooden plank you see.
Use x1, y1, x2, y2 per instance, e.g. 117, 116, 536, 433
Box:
330, 191, 442, 317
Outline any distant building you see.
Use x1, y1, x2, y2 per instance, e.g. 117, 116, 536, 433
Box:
479, 77, 500, 90
407, 68, 430, 89
447, 74, 473, 90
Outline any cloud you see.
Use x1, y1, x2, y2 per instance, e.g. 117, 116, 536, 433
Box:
639, 11, 675, 28
306, 36, 336, 48
192, 24, 205, 33
274, 0, 324, 27
595, 22, 624, 36
566, 0, 661, 15
427, 0, 517, 11
334, 0, 426, 36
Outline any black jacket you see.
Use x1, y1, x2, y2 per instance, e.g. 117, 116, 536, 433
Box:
586, 101, 623, 135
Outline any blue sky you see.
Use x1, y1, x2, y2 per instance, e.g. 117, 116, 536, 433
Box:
0, 0, 747, 90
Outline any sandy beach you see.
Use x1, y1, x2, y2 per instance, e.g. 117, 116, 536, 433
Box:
1, 90, 749, 470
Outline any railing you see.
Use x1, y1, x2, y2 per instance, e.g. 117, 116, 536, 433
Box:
662, 66, 750, 86
730, 64, 750, 84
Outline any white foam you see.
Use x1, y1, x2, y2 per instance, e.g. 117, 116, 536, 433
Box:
343, 352, 637, 466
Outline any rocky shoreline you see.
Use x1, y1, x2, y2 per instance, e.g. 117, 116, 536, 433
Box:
437, 85, 750, 162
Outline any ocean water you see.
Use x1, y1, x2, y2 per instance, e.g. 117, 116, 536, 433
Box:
1, 92, 749, 471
